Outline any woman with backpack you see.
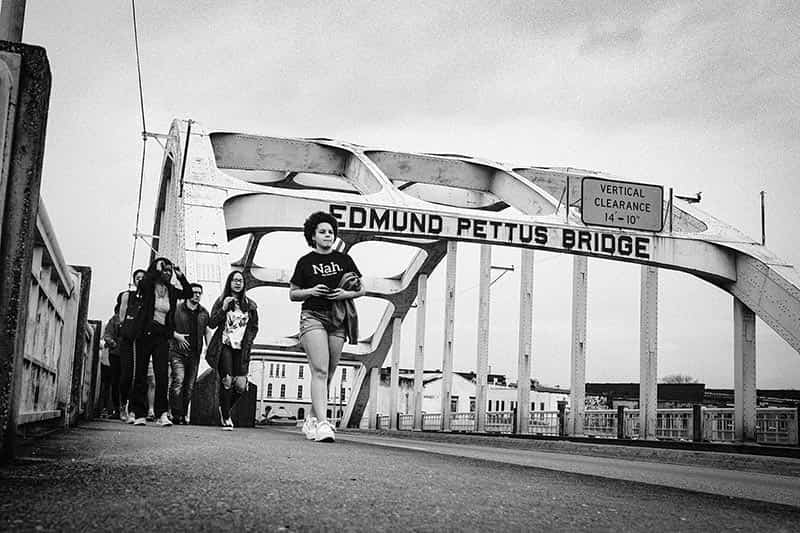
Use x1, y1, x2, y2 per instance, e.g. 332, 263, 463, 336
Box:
206, 270, 259, 430
116, 268, 145, 422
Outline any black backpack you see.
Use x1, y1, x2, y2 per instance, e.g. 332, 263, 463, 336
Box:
119, 289, 143, 340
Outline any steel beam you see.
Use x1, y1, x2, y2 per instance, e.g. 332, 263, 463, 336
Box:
388, 317, 402, 430
475, 245, 491, 432
440, 242, 457, 430
413, 274, 427, 430
569, 255, 588, 436
733, 298, 757, 442
367, 366, 379, 430
639, 265, 659, 440
516, 249, 534, 434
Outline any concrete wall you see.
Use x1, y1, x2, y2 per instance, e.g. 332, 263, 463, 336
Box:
0, 41, 51, 461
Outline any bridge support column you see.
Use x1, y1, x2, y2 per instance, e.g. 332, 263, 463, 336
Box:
516, 249, 534, 435
413, 274, 427, 431
639, 266, 658, 440
388, 317, 402, 429
367, 366, 379, 430
733, 298, 757, 442
440, 242, 457, 431
475, 245, 491, 432
569, 255, 588, 436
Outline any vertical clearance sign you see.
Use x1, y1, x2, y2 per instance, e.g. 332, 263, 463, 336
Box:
329, 204, 653, 260
581, 177, 664, 232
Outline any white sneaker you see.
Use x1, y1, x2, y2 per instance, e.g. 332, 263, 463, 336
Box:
156, 413, 173, 426
133, 417, 147, 426
302, 417, 318, 440
126, 413, 136, 424
222, 418, 234, 431
315, 420, 336, 443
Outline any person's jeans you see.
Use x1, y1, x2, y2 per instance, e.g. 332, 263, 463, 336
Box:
132, 324, 170, 419
218, 345, 247, 420
169, 351, 199, 420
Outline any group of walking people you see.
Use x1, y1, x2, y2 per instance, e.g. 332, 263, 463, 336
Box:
102, 211, 363, 442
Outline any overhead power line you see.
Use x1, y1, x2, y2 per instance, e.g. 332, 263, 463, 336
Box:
128, 0, 149, 284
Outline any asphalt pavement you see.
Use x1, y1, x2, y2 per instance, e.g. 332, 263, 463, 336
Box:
1, 420, 799, 532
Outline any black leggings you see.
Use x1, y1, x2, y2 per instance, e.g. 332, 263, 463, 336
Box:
132, 323, 170, 419
109, 353, 121, 410
118, 337, 135, 408
218, 345, 246, 419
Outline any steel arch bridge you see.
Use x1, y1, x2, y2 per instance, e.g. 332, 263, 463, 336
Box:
150, 119, 799, 440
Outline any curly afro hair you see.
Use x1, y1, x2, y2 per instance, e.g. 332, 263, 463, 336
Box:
303, 211, 339, 247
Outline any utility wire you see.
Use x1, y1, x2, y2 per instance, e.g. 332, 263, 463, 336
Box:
131, 0, 146, 134
128, 0, 149, 284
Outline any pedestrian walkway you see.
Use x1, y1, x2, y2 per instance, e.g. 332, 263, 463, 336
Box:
1, 421, 799, 531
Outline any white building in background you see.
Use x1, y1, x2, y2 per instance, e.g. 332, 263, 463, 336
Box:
247, 361, 358, 420
245, 362, 570, 423
371, 368, 570, 416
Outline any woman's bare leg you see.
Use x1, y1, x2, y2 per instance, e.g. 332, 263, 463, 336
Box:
301, 329, 331, 422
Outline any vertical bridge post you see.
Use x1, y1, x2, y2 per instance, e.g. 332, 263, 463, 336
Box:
440, 242, 457, 431
640, 265, 658, 440
388, 317, 402, 429
516, 249, 534, 434
413, 274, 427, 431
569, 255, 588, 436
367, 367, 379, 430
733, 298, 757, 442
475, 245, 491, 432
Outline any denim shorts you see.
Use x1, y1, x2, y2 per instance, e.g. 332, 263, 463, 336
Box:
299, 310, 345, 339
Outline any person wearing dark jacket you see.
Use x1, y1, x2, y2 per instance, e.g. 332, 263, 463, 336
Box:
116, 268, 145, 423
169, 282, 211, 425
102, 306, 123, 419
206, 270, 259, 431
130, 257, 193, 426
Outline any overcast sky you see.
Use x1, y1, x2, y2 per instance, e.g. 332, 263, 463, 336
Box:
22, 1, 800, 388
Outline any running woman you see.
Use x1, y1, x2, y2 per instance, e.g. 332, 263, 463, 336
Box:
206, 271, 259, 431
290, 211, 365, 442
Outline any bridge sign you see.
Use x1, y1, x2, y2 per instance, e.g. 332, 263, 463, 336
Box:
581, 177, 664, 232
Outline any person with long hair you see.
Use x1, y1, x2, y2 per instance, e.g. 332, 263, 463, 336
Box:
290, 211, 365, 442
130, 257, 193, 426
116, 268, 146, 423
206, 270, 259, 430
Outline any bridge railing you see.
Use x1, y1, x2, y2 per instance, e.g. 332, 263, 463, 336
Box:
485, 411, 514, 433
17, 204, 96, 430
398, 414, 415, 431
450, 412, 475, 432
527, 411, 560, 436
372, 407, 799, 445
584, 409, 618, 437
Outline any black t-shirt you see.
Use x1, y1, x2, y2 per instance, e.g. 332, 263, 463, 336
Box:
290, 250, 361, 312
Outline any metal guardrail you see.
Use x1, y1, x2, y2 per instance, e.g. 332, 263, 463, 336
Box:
528, 411, 559, 436
656, 409, 692, 440
485, 411, 514, 433
376, 415, 390, 430
421, 413, 442, 431
371, 407, 799, 445
584, 409, 617, 437
757, 408, 798, 445
450, 412, 475, 432
398, 414, 414, 431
